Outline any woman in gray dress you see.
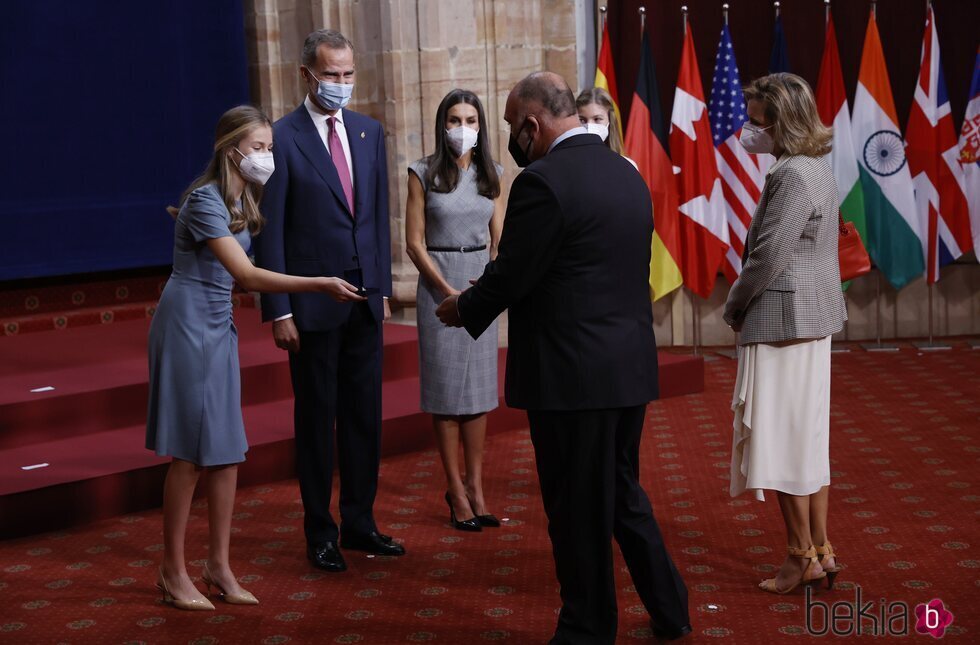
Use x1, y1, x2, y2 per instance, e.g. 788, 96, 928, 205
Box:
405, 90, 504, 531
147, 106, 364, 610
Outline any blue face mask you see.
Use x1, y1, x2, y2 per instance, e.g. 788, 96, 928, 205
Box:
309, 70, 354, 111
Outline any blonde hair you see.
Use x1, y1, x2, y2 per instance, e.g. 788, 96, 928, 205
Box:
576, 87, 624, 155
168, 105, 271, 235
743, 73, 832, 157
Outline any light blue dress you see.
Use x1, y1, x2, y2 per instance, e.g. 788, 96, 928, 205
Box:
145, 183, 251, 466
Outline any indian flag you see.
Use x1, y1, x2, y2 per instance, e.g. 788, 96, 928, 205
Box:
851, 11, 924, 290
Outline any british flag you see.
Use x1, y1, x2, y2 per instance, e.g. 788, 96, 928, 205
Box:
707, 24, 772, 283
906, 5, 972, 283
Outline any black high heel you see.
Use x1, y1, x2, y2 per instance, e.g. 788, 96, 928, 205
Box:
475, 513, 501, 528
464, 490, 501, 527
445, 492, 481, 532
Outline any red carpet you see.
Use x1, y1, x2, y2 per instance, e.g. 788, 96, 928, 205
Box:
0, 309, 701, 538
0, 345, 977, 642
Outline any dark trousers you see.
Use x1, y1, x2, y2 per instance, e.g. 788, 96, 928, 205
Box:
528, 405, 689, 645
288, 302, 382, 545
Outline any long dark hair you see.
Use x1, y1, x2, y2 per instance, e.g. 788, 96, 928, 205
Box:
167, 105, 272, 235
424, 89, 500, 199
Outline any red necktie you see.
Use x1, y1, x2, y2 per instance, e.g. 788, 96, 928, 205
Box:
327, 116, 354, 216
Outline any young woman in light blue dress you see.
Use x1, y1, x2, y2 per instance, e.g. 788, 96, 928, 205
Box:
146, 105, 364, 610
405, 90, 504, 531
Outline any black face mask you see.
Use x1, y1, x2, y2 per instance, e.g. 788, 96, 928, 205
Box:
508, 121, 533, 168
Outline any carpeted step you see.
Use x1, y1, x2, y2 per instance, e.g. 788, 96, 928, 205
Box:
0, 309, 421, 450
0, 294, 258, 336
0, 373, 527, 538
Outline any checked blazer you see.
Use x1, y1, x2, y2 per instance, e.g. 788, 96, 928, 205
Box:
723, 154, 847, 346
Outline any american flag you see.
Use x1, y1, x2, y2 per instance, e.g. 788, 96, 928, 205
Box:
708, 24, 772, 282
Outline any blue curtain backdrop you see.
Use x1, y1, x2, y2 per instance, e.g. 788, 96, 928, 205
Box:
0, 1, 250, 281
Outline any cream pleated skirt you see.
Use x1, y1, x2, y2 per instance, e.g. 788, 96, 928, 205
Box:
730, 336, 832, 501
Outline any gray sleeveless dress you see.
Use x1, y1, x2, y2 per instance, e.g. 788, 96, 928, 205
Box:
145, 183, 251, 466
409, 158, 500, 415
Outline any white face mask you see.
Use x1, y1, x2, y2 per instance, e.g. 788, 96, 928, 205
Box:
584, 122, 609, 142
446, 126, 479, 157
235, 149, 275, 185
739, 123, 775, 154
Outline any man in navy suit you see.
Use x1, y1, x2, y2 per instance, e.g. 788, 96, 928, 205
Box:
253, 29, 403, 573
437, 73, 689, 643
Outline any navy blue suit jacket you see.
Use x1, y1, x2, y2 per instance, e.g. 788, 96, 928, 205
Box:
254, 104, 392, 330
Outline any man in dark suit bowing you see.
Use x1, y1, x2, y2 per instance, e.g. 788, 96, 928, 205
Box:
253, 29, 404, 573
437, 72, 690, 643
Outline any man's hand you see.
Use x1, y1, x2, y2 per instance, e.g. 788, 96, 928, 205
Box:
383, 298, 391, 322
436, 294, 462, 327
273, 317, 301, 352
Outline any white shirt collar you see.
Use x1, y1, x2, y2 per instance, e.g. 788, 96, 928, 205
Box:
548, 126, 591, 152
304, 95, 346, 127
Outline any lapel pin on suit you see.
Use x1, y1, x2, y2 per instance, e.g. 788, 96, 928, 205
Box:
360, 131, 366, 139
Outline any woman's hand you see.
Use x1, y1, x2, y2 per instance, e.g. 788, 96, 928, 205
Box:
443, 286, 462, 299
318, 277, 368, 302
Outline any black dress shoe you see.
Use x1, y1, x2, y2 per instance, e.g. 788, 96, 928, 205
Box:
446, 492, 481, 532
307, 542, 347, 572
475, 514, 501, 528
340, 531, 406, 556
650, 621, 692, 641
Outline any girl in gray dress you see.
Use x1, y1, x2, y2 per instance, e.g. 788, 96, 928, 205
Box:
405, 90, 504, 531
147, 106, 364, 610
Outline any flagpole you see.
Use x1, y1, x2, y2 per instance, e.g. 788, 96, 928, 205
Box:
913, 0, 952, 352
599, 5, 607, 48
638, 6, 646, 34
679, 4, 698, 355
774, 1, 780, 19
857, 0, 898, 353
823, 0, 853, 355
861, 270, 899, 352
914, 283, 952, 351
715, 2, 741, 359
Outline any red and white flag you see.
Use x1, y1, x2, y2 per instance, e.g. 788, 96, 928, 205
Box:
906, 5, 972, 282
958, 47, 980, 259
817, 13, 866, 246
670, 26, 729, 299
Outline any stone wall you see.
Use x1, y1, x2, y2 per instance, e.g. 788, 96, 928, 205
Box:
243, 0, 583, 304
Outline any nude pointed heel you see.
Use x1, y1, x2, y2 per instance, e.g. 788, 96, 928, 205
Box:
156, 567, 214, 611
759, 545, 827, 594
201, 562, 259, 605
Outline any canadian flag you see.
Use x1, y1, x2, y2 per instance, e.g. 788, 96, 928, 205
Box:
669, 26, 729, 300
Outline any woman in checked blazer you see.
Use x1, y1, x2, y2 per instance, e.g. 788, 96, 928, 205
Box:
723, 73, 847, 595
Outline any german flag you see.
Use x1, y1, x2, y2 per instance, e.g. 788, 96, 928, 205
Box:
624, 31, 683, 301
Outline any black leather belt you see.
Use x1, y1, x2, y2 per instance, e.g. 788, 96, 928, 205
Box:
426, 244, 487, 253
